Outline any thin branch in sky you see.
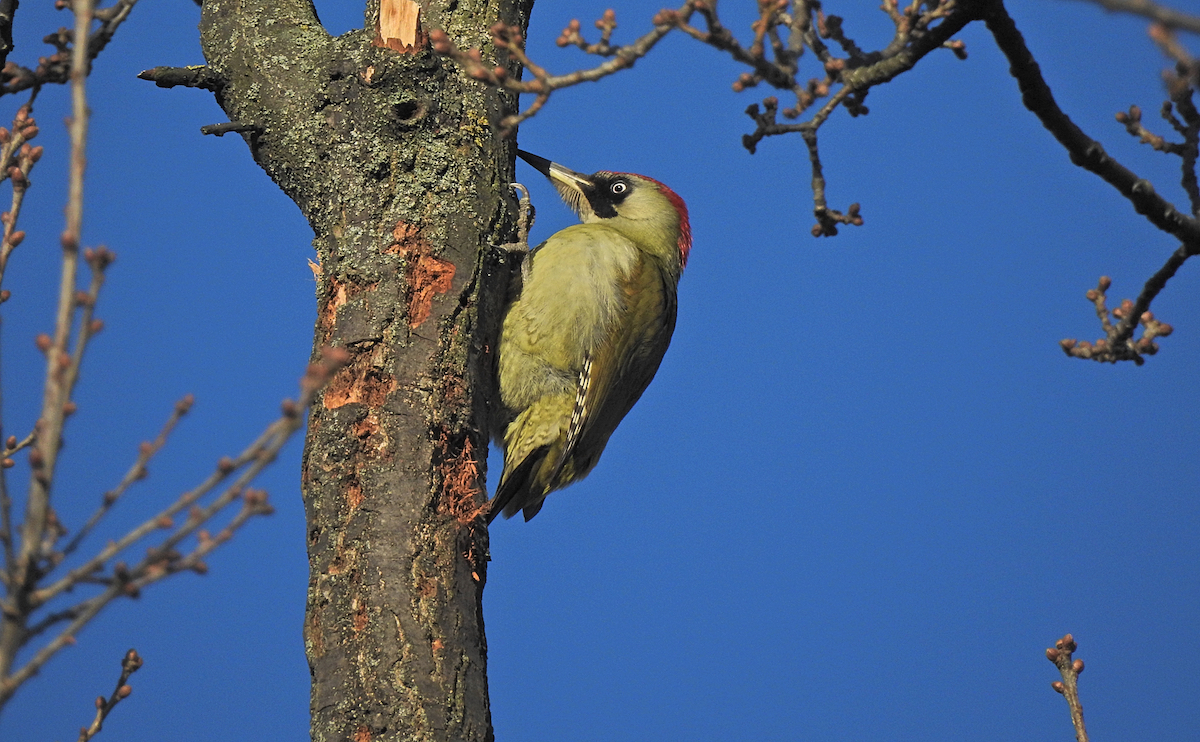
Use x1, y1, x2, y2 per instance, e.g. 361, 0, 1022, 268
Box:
0, 100, 41, 589
13, 0, 96, 636
0, 0, 142, 97
986, 3, 1200, 245
987, 1, 1200, 362
1060, 276, 1175, 363
1065, 0, 1200, 35
76, 648, 142, 742
430, 6, 687, 136
0, 347, 349, 708
1046, 634, 1089, 742
434, 0, 972, 236
60, 394, 195, 560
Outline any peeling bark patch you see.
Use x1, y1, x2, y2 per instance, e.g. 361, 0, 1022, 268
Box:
324, 357, 397, 409
318, 277, 350, 340
416, 576, 437, 599
373, 0, 425, 53
345, 480, 363, 510
318, 275, 373, 344
434, 429, 484, 523
351, 414, 390, 461
327, 534, 354, 576
387, 221, 456, 328
388, 220, 422, 249
353, 596, 368, 633
352, 416, 379, 440
406, 254, 455, 327
354, 725, 372, 742
308, 610, 325, 658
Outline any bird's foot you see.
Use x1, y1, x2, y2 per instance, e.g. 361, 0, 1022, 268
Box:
511, 182, 534, 250
502, 183, 535, 284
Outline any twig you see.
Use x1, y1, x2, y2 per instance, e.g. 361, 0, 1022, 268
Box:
15, 0, 92, 610
60, 394, 195, 559
199, 121, 262, 137
1145, 24, 1200, 212
1064, 0, 1200, 35
1060, 275, 1176, 363
0, 0, 141, 98
0, 349, 348, 707
136, 65, 223, 91
0, 97, 43, 588
77, 648, 142, 741
1046, 633, 1088, 742
985, 1, 1200, 247
430, 6, 692, 135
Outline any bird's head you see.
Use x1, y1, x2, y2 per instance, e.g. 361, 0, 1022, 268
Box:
518, 150, 692, 270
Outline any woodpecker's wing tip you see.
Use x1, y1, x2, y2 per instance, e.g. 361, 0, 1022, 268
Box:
490, 448, 545, 524
522, 501, 544, 521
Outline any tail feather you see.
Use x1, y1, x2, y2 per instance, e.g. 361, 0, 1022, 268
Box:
486, 447, 547, 525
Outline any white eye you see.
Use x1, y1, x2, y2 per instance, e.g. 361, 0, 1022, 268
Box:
611, 181, 628, 195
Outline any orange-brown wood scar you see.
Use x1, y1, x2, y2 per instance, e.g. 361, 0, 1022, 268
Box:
318, 276, 378, 343
345, 481, 364, 511
407, 255, 455, 328
435, 430, 483, 522
387, 220, 456, 328
353, 598, 368, 633
351, 417, 379, 441
324, 356, 397, 409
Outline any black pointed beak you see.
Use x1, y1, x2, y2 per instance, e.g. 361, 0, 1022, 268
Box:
517, 149, 594, 201
517, 150, 554, 178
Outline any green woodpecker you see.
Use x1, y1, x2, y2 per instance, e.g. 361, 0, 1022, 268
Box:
488, 150, 692, 523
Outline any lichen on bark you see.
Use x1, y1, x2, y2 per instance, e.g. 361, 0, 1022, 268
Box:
193, 1, 531, 739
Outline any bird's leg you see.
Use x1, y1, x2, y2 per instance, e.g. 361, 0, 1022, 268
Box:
505, 183, 535, 284
512, 183, 533, 247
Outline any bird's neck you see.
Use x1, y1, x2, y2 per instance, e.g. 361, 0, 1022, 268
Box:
594, 216, 685, 278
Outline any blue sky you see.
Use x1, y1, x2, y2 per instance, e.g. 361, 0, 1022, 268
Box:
2, 1, 1197, 740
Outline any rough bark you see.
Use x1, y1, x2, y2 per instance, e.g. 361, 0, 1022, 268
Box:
197, 1, 528, 739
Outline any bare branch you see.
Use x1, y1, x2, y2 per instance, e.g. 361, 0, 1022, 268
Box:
0, 348, 348, 708
1063, 0, 1200, 35
77, 648, 142, 742
437, 0, 973, 234
430, 8, 687, 135
136, 65, 223, 91
60, 394, 195, 559
1061, 257, 1183, 363
985, 2, 1200, 247
15, 0, 94, 618
985, 1, 1200, 361
0, 0, 141, 98
1045, 633, 1089, 742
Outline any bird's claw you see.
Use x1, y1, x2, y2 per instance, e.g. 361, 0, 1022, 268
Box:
511, 182, 534, 251
508, 182, 534, 284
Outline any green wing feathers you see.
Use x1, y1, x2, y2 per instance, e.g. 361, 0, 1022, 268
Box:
492, 253, 677, 522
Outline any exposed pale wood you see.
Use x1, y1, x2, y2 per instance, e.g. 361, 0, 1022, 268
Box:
375, 0, 422, 52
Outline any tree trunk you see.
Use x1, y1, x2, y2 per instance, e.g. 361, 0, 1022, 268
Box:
198, 2, 528, 739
